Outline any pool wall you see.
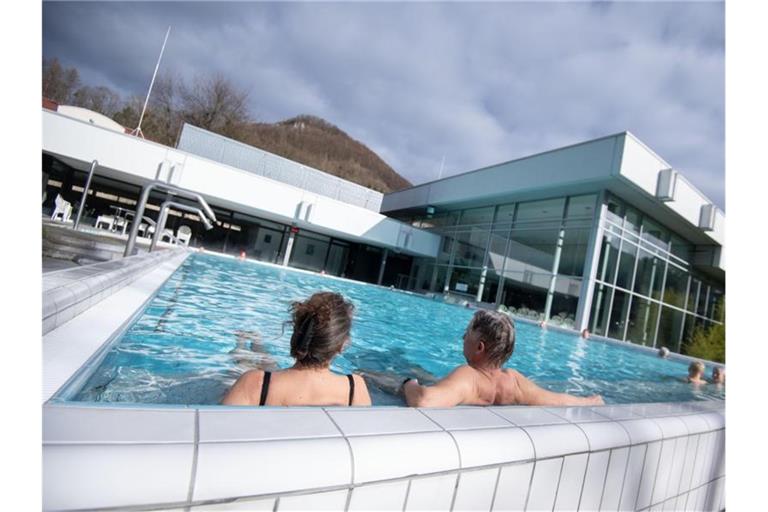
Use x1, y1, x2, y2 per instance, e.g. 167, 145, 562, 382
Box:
42, 252, 725, 511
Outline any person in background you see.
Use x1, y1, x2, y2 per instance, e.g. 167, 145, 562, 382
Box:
658, 346, 670, 359
222, 292, 372, 406
402, 310, 604, 407
712, 366, 726, 385
581, 328, 590, 339
686, 361, 707, 385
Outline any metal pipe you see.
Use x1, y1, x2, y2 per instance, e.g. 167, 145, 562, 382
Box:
150, 200, 213, 252
124, 180, 217, 256
73, 160, 98, 230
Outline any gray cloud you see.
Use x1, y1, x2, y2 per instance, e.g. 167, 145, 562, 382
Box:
43, 1, 724, 209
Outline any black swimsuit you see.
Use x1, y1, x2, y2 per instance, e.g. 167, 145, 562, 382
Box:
258, 371, 355, 406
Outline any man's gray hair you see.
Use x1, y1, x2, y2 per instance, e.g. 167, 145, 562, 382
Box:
467, 310, 516, 367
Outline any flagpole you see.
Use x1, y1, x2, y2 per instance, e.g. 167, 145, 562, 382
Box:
132, 26, 171, 138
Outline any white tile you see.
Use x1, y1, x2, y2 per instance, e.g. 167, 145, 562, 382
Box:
43, 443, 193, 510
452, 427, 534, 468
662, 497, 679, 511
194, 438, 351, 501
493, 406, 568, 426
278, 489, 349, 510
553, 453, 588, 511
684, 488, 700, 511
579, 421, 631, 451
525, 458, 563, 511
691, 432, 714, 488
546, 406, 608, 423
651, 439, 679, 506
710, 430, 726, 480
422, 407, 513, 430
199, 408, 340, 442
522, 424, 589, 458
704, 478, 725, 512
618, 418, 663, 445
635, 441, 662, 510
453, 468, 499, 511
591, 405, 642, 421
327, 407, 440, 436
193, 498, 276, 511
663, 436, 689, 501
619, 444, 648, 511
44, 405, 195, 443
405, 474, 457, 511
652, 416, 688, 439
348, 480, 408, 511
578, 451, 609, 511
348, 432, 459, 484
492, 462, 534, 511
600, 447, 629, 511
700, 411, 725, 431
625, 403, 690, 418
675, 492, 689, 511
678, 435, 701, 495
678, 414, 711, 435
692, 484, 709, 511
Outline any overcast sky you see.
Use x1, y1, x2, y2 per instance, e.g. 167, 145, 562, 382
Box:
43, 1, 725, 209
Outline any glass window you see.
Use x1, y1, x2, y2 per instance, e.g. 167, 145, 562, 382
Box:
481, 270, 501, 304
453, 228, 489, 268
435, 266, 449, 293
549, 276, 581, 328
663, 263, 689, 308
608, 290, 630, 340
557, 228, 590, 277
657, 306, 685, 350
595, 233, 620, 285
459, 206, 495, 226
606, 196, 624, 226
615, 240, 638, 290
625, 298, 660, 347
697, 284, 709, 316
633, 249, 664, 300
290, 233, 330, 272
449, 267, 482, 296
487, 230, 509, 273
515, 198, 566, 222
438, 233, 455, 265
589, 282, 613, 336
494, 203, 516, 226
325, 243, 349, 276
624, 207, 641, 234
708, 288, 724, 322
506, 226, 560, 273
498, 271, 549, 321
423, 211, 460, 229
565, 194, 597, 220
670, 234, 693, 263
641, 217, 670, 252
687, 279, 701, 313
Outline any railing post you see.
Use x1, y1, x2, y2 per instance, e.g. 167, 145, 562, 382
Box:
73, 160, 98, 231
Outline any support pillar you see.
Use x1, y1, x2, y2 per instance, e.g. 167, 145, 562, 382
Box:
575, 193, 608, 332
377, 249, 389, 285
544, 227, 566, 321
476, 266, 488, 302
282, 231, 296, 267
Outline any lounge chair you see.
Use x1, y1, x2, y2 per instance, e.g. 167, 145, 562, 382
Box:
51, 194, 73, 222
95, 215, 115, 231
176, 225, 192, 246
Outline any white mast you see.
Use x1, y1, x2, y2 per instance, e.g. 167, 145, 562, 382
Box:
132, 26, 171, 138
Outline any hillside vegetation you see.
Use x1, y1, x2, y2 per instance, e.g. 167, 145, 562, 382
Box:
43, 58, 411, 193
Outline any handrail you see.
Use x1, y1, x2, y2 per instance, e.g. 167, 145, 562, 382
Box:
149, 200, 213, 252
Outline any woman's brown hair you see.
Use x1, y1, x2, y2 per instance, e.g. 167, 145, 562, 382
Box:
288, 292, 355, 368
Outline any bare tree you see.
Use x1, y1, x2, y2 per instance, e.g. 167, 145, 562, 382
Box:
72, 85, 122, 117
179, 74, 251, 139
42, 57, 80, 104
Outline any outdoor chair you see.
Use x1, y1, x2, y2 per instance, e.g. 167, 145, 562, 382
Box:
51, 194, 73, 222
95, 215, 115, 231
176, 225, 192, 246
160, 229, 175, 244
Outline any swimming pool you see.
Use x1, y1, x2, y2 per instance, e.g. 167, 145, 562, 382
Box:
66, 253, 724, 406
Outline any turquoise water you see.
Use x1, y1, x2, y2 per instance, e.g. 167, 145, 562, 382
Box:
72, 253, 725, 405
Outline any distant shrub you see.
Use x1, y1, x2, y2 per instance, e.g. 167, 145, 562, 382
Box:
682, 297, 725, 363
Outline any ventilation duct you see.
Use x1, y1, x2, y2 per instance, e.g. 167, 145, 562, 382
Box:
699, 204, 717, 231
656, 168, 677, 201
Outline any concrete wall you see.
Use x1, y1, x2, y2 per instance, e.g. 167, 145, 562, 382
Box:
43, 110, 439, 258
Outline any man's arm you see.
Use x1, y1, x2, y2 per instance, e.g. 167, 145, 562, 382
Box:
403, 366, 477, 407
510, 370, 604, 406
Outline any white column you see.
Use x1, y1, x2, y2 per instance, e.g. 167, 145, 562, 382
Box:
282, 231, 296, 267
544, 227, 566, 320
377, 249, 389, 285
575, 194, 608, 332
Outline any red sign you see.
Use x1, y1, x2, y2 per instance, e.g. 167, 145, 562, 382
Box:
290, 226, 300, 234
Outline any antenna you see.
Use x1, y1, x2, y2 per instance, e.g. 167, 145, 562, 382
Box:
132, 26, 171, 138
438, 154, 446, 179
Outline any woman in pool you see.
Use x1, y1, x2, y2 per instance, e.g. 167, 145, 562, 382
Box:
222, 292, 372, 406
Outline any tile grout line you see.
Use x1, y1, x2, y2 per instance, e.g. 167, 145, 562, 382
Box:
630, 443, 650, 511
414, 409, 463, 512
322, 408, 356, 511
487, 466, 503, 512
185, 409, 200, 508
596, 448, 614, 510
401, 479, 412, 512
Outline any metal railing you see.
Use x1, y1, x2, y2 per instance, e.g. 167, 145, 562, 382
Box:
177, 124, 384, 212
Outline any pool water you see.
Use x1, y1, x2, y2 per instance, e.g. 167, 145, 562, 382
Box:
71, 253, 725, 405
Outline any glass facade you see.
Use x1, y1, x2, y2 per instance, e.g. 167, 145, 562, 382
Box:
408, 191, 723, 351
410, 194, 598, 327
587, 194, 724, 350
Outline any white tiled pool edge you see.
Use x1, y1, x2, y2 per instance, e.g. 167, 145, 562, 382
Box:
41, 252, 725, 511
42, 250, 190, 402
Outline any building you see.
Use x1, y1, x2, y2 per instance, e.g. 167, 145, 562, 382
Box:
382, 132, 724, 352
43, 104, 724, 352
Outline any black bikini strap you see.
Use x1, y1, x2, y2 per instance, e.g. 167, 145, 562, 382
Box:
259, 371, 271, 406
347, 374, 355, 406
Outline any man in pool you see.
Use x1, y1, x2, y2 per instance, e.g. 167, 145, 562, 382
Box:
686, 361, 707, 385
402, 310, 604, 407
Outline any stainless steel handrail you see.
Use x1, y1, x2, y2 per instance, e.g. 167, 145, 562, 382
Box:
149, 200, 213, 252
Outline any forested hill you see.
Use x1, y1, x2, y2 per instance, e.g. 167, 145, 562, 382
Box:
241, 115, 411, 193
